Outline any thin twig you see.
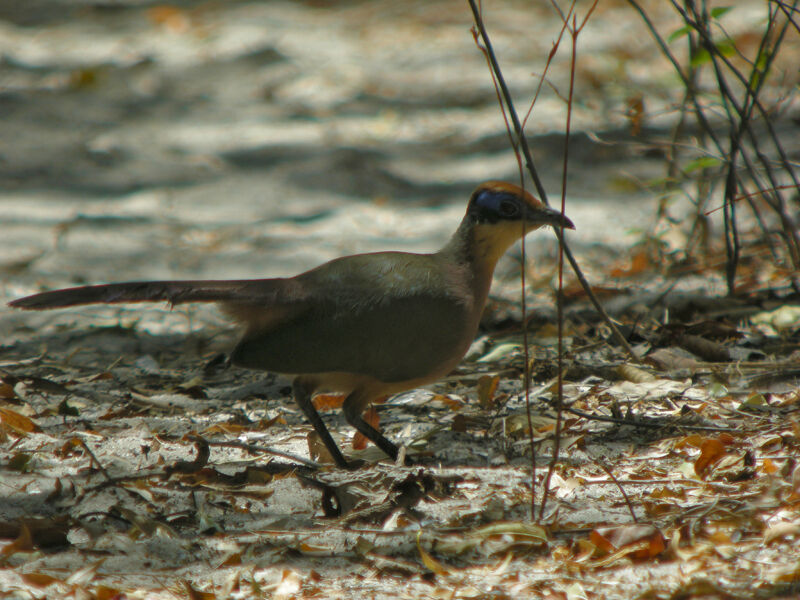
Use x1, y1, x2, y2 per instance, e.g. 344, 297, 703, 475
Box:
562, 405, 734, 432
629, 0, 800, 291
79, 438, 112, 482
466, 0, 641, 366
594, 459, 638, 522
203, 439, 321, 469
540, 5, 598, 520
471, 12, 538, 516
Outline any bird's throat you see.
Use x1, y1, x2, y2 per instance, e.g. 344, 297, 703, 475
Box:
438, 219, 531, 299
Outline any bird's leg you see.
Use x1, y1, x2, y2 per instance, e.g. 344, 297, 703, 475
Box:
342, 390, 402, 464
292, 377, 350, 469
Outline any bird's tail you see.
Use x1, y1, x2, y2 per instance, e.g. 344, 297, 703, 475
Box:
8, 280, 284, 310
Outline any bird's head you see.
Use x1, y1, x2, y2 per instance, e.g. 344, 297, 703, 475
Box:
463, 181, 574, 267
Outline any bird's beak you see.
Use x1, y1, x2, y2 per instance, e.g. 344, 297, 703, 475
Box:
525, 203, 575, 230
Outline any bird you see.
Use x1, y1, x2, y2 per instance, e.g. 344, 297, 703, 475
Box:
9, 181, 574, 468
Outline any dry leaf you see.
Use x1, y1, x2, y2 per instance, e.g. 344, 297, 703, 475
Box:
0, 407, 41, 435
610, 249, 650, 277
694, 437, 728, 477
646, 347, 701, 370
352, 406, 379, 450
477, 375, 499, 408
625, 94, 645, 136
308, 431, 335, 464
0, 523, 34, 559
590, 524, 666, 560
274, 569, 302, 599
434, 394, 464, 410
616, 363, 657, 383
20, 572, 61, 588
218, 552, 242, 567
0, 517, 70, 548
676, 334, 731, 362
202, 423, 248, 435
182, 579, 216, 600
313, 394, 345, 410
417, 531, 450, 576
93, 585, 123, 600
763, 521, 800, 544
66, 558, 106, 586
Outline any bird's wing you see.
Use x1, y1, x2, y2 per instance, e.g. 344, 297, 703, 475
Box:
232, 252, 478, 381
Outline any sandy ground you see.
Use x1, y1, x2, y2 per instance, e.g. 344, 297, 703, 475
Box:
0, 1, 799, 598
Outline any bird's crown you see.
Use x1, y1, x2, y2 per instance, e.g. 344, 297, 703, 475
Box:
466, 181, 573, 231
466, 181, 538, 224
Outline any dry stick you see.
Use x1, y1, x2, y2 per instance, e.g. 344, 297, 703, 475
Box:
594, 459, 638, 523
88, 472, 169, 492
775, 1, 800, 34
723, 155, 741, 294
520, 15, 577, 519
209, 439, 320, 469
680, 3, 753, 293
521, 218, 536, 517
629, 0, 800, 289
690, 1, 799, 285
562, 405, 733, 432
664, 44, 713, 261
647, 1, 800, 290
742, 195, 781, 265
737, 150, 800, 280
672, 4, 740, 295
627, 1, 725, 152
681, 1, 800, 271
521, 4, 573, 136
511, 3, 573, 521
470, 2, 575, 521
524, 2, 573, 522
680, 0, 799, 204
467, 0, 625, 523
540, 6, 597, 520
513, 13, 574, 517
634, 0, 792, 217
78, 439, 113, 482
671, 0, 800, 279
719, 3, 789, 270
665, 72, 698, 186
745, 5, 800, 210
470, 17, 539, 519
466, 0, 640, 366
152, 432, 321, 468
471, 0, 561, 522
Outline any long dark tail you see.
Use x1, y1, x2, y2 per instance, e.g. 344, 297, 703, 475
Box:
8, 279, 291, 310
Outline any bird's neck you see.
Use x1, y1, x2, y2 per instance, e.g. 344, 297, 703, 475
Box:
438, 218, 524, 298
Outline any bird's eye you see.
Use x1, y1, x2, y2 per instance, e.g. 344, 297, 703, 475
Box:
499, 199, 519, 217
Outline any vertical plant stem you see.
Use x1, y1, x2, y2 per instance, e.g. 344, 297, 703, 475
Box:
538, 10, 582, 520
467, 0, 639, 365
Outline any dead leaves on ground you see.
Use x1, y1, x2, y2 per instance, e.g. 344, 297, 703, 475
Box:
0, 284, 799, 598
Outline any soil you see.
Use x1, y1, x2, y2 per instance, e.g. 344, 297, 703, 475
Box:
1, 1, 799, 598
